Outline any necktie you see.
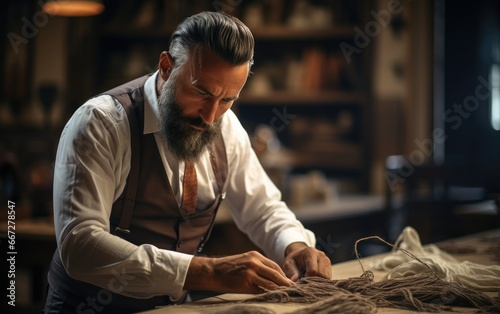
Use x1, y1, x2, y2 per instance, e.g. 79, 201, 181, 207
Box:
182, 161, 197, 215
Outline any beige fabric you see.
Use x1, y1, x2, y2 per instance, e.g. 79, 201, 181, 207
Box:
371, 226, 500, 291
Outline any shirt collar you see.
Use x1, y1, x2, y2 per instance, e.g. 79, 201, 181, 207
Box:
143, 71, 161, 134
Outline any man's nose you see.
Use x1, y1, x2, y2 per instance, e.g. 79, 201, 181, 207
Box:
199, 100, 218, 125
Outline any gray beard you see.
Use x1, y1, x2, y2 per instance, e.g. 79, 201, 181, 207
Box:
158, 77, 222, 162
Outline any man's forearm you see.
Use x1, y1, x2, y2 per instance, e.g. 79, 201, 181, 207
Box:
184, 256, 214, 291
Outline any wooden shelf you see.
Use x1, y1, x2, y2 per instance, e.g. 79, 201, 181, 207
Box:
238, 91, 362, 105
101, 27, 174, 40
290, 143, 364, 170
101, 25, 356, 41
250, 26, 355, 40
257, 146, 363, 171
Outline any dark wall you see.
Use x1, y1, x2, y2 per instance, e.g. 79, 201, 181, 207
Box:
444, 0, 500, 194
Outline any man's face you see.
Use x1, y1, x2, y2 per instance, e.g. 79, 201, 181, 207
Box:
158, 46, 249, 162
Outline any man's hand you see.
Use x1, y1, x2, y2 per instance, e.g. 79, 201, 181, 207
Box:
184, 251, 294, 294
282, 242, 332, 281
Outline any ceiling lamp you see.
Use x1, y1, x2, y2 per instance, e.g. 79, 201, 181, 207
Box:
42, 0, 105, 17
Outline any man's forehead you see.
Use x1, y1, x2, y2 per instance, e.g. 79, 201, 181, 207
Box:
188, 47, 203, 84
186, 45, 249, 85
187, 45, 219, 82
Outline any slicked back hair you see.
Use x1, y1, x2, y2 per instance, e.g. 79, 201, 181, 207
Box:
169, 11, 254, 71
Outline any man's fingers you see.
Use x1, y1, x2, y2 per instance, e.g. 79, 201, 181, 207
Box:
252, 277, 282, 292
304, 251, 319, 277
250, 251, 294, 286
259, 256, 287, 278
283, 257, 301, 282
284, 247, 332, 280
317, 254, 332, 279
256, 259, 294, 287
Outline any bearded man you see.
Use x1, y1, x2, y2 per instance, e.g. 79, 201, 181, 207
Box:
44, 11, 331, 314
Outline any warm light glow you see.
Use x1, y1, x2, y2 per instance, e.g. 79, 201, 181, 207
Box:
43, 1, 104, 17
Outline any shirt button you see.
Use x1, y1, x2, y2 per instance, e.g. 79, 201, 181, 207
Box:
177, 241, 184, 248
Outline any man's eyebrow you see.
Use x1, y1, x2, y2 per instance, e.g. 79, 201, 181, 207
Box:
192, 82, 239, 101
191, 82, 214, 96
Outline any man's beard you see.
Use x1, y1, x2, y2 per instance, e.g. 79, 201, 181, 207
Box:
158, 76, 222, 162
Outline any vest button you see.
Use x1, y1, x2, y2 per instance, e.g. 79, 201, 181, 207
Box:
180, 218, 189, 225
177, 241, 184, 247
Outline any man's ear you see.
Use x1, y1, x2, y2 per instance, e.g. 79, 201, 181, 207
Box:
158, 51, 174, 81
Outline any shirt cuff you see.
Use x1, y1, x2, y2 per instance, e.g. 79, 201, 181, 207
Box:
273, 228, 316, 266
157, 250, 194, 300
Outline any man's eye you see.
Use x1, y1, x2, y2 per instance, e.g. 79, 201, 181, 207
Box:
195, 90, 208, 96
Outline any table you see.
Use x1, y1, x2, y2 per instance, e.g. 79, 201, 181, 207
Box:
139, 228, 500, 314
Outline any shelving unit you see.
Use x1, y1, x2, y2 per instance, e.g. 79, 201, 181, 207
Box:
94, 0, 373, 194
239, 91, 362, 105
234, 0, 373, 194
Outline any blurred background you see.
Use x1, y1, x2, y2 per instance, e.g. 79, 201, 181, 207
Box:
1, 0, 499, 312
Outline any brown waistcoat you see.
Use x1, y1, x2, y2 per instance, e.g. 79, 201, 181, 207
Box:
47, 75, 228, 313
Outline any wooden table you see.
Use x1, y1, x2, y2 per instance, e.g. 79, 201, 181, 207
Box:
139, 229, 500, 314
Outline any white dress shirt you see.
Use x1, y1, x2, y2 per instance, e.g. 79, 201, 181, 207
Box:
52, 71, 315, 300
